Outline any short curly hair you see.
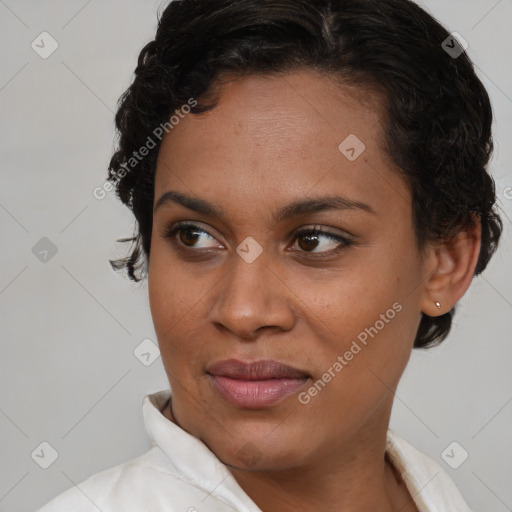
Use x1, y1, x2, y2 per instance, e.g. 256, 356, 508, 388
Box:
108, 0, 502, 349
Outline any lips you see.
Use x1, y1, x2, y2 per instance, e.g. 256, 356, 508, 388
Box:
206, 359, 310, 408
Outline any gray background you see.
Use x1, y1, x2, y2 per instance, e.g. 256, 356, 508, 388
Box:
0, 1, 511, 511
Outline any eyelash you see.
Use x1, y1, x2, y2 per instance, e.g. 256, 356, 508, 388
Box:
162, 222, 353, 257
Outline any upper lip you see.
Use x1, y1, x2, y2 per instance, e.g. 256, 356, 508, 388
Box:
206, 359, 310, 380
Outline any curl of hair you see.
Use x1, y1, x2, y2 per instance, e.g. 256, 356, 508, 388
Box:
108, 0, 502, 348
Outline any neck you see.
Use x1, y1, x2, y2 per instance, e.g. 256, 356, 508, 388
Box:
230, 429, 393, 511
162, 398, 416, 512
229, 406, 417, 512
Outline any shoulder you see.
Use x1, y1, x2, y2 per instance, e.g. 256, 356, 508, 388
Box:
35, 447, 217, 512
386, 430, 472, 512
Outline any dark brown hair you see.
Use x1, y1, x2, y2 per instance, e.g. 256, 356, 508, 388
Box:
108, 0, 502, 348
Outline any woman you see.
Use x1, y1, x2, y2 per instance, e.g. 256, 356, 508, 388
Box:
37, 0, 502, 510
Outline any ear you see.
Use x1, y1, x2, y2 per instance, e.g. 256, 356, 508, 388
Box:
420, 217, 482, 317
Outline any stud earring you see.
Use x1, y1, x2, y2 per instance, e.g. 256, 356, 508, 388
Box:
435, 301, 441, 309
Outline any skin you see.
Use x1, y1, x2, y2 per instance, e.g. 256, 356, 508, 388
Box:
148, 69, 481, 512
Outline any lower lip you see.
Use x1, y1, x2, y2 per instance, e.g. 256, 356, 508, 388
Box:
209, 375, 309, 408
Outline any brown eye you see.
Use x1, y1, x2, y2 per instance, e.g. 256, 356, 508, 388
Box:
297, 233, 321, 252
162, 223, 219, 249
292, 228, 352, 254
179, 226, 202, 247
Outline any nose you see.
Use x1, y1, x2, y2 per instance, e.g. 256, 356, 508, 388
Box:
208, 250, 296, 341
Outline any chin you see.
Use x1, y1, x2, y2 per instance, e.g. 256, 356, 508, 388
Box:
222, 442, 304, 472
201, 419, 312, 472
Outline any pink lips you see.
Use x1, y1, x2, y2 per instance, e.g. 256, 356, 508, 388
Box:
207, 359, 310, 408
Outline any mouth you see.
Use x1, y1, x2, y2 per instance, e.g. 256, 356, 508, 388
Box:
206, 359, 311, 409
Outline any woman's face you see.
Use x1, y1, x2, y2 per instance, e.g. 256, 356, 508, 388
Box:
148, 70, 431, 470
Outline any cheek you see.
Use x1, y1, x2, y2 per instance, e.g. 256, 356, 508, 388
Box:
292, 243, 421, 394
147, 245, 219, 376
148, 237, 199, 324
148, 248, 192, 350
291, 251, 414, 343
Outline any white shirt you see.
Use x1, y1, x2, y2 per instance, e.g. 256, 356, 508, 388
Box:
37, 389, 472, 512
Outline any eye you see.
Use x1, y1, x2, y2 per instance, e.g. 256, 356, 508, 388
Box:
290, 226, 352, 254
162, 222, 352, 256
162, 222, 222, 250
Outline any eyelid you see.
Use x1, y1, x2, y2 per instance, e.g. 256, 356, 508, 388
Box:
162, 221, 353, 255
163, 221, 225, 248
293, 224, 352, 240
289, 226, 353, 254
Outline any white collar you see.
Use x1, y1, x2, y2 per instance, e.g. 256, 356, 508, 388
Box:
143, 389, 262, 511
142, 388, 457, 512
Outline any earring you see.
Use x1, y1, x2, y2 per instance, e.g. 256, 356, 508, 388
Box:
435, 301, 441, 309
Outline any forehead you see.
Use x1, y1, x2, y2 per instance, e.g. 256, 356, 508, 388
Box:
159, 70, 387, 157
154, 70, 406, 221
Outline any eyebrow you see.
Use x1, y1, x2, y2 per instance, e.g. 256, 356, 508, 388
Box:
154, 190, 376, 222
